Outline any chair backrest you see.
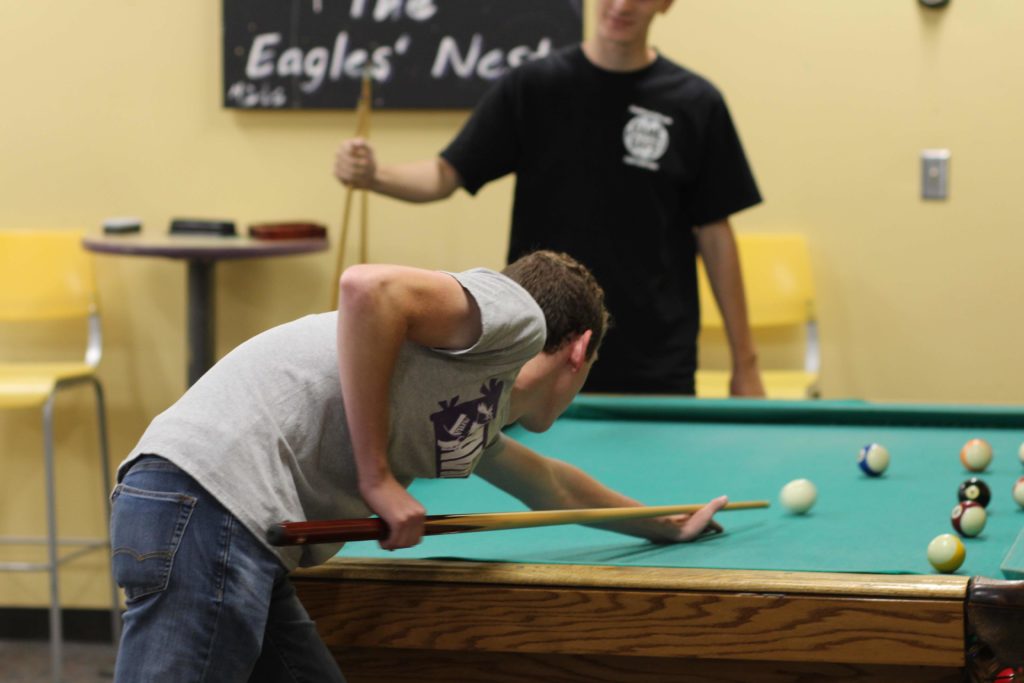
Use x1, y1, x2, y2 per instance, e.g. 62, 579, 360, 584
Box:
0, 229, 96, 321
698, 233, 815, 330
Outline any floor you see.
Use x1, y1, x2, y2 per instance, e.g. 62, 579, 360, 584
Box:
0, 640, 116, 683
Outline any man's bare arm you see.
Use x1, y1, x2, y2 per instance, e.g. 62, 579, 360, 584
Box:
334, 138, 462, 203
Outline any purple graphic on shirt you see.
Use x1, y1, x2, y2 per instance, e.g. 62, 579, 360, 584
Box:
430, 379, 504, 478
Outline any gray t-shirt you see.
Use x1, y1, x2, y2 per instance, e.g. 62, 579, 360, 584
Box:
118, 268, 546, 569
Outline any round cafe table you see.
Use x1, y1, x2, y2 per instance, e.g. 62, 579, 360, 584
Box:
83, 232, 328, 386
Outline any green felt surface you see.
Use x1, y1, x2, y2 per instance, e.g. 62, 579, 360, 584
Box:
339, 397, 1024, 578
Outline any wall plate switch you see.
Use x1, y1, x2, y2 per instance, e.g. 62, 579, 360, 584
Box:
921, 149, 950, 200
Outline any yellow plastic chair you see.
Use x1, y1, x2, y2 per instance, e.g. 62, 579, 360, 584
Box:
0, 229, 119, 681
696, 233, 820, 399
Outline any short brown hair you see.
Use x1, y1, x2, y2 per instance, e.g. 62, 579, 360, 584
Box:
502, 250, 609, 359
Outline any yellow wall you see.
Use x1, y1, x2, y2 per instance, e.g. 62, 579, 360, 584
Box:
669, 1, 1024, 402
2, 1, 1022, 607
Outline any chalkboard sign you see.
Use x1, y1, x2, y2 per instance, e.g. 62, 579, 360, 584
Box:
223, 0, 583, 110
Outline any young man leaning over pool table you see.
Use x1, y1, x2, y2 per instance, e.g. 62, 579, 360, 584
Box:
108, 249, 728, 682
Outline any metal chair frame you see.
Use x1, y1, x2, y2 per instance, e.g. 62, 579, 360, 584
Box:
0, 229, 120, 682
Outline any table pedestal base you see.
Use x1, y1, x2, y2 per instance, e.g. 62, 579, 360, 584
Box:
187, 260, 214, 386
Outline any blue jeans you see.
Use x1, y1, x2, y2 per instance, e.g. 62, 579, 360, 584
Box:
110, 455, 346, 682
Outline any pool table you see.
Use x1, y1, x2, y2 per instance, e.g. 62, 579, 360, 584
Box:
293, 396, 1024, 682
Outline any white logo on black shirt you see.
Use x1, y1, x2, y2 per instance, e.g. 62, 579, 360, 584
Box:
622, 105, 672, 171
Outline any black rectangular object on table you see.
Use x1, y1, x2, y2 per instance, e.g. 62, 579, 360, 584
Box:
169, 219, 237, 236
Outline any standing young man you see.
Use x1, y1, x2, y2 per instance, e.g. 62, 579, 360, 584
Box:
109, 250, 727, 681
335, 0, 765, 396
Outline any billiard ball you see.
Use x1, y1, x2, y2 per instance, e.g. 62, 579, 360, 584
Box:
927, 533, 965, 573
957, 477, 991, 508
995, 667, 1024, 682
857, 443, 889, 476
960, 438, 993, 472
779, 478, 817, 514
1019, 441, 1024, 466
1013, 476, 1024, 509
951, 501, 986, 537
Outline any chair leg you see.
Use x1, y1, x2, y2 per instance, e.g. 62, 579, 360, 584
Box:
92, 379, 122, 644
42, 395, 62, 683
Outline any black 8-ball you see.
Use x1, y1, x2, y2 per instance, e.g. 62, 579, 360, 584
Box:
958, 477, 991, 508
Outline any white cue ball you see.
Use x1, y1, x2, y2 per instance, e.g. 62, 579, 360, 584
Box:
780, 478, 817, 515
1019, 441, 1024, 466
927, 533, 966, 573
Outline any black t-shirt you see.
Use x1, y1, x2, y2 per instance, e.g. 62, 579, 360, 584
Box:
442, 46, 761, 393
